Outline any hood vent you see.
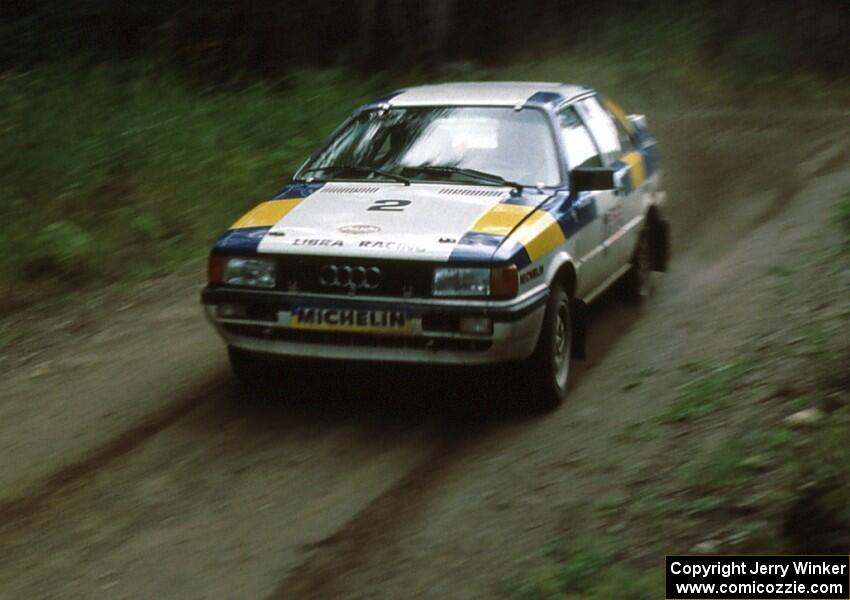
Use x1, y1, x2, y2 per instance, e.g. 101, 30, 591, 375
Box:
438, 187, 505, 198
322, 186, 381, 195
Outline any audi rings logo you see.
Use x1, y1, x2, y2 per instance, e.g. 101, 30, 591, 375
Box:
319, 265, 382, 291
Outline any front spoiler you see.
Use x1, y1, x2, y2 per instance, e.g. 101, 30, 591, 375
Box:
201, 286, 548, 365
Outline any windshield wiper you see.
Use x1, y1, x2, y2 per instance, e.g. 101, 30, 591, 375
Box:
300, 164, 410, 186
403, 165, 523, 191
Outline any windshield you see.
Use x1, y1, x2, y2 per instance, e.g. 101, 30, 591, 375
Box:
298, 106, 561, 187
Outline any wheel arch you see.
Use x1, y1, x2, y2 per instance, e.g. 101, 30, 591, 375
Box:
545, 250, 577, 296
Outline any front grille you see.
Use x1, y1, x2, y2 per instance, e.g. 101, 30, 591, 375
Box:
222, 323, 491, 352
274, 256, 434, 298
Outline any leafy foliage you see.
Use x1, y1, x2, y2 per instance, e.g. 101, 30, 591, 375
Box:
506, 538, 660, 599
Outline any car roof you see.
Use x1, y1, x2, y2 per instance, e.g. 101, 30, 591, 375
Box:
375, 82, 592, 108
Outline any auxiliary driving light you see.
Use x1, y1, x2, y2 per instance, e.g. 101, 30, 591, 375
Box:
218, 303, 247, 319
459, 316, 493, 335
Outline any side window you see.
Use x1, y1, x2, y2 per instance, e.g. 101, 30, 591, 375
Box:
557, 107, 602, 170
576, 96, 622, 165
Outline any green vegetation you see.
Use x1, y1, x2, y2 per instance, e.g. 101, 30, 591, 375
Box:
0, 65, 377, 309
683, 443, 748, 489
506, 539, 660, 600
663, 358, 754, 422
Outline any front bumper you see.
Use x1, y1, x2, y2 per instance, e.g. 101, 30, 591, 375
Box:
201, 286, 547, 365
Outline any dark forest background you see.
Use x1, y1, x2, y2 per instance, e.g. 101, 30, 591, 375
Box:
2, 1, 848, 78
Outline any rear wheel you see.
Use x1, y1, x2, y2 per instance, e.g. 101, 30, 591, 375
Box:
624, 229, 654, 302
522, 282, 571, 412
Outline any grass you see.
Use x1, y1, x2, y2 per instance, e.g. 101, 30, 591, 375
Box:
0, 64, 378, 311
663, 358, 754, 422
505, 538, 660, 600
680, 441, 750, 491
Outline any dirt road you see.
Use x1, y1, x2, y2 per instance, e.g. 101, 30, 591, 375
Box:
1, 109, 848, 599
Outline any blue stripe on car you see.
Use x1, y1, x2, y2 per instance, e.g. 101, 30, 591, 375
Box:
213, 226, 270, 254
272, 181, 325, 199
449, 231, 505, 263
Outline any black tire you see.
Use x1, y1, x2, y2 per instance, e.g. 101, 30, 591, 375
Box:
624, 228, 654, 303
522, 282, 572, 412
228, 346, 278, 387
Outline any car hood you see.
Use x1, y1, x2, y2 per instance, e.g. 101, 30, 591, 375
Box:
238, 181, 537, 262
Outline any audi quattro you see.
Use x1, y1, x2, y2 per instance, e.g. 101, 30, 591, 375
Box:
202, 82, 669, 409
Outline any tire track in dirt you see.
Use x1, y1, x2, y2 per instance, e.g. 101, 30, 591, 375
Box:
0, 373, 228, 531
259, 283, 649, 599
266, 433, 479, 600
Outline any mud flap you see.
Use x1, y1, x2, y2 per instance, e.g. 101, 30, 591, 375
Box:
571, 298, 587, 360
651, 218, 670, 272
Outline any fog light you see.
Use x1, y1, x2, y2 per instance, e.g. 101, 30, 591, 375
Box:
218, 303, 247, 319
459, 316, 492, 334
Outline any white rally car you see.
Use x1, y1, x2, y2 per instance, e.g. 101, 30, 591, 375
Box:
203, 82, 669, 409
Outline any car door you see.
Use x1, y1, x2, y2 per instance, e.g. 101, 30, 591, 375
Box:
603, 97, 649, 263
556, 105, 613, 298
575, 95, 642, 276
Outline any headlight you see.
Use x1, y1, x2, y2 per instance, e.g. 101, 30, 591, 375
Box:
432, 265, 519, 298
221, 256, 276, 289
433, 267, 489, 297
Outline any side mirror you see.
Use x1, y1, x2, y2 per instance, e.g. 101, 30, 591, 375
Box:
627, 113, 648, 131
571, 167, 615, 192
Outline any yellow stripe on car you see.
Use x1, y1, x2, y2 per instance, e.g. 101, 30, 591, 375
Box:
603, 98, 634, 134
511, 210, 565, 261
468, 203, 565, 262
469, 203, 534, 236
229, 198, 303, 229
622, 152, 646, 189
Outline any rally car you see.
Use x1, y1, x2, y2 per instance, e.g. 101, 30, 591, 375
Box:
202, 82, 669, 409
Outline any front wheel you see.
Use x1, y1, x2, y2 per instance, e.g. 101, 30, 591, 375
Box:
228, 346, 267, 384
522, 283, 572, 412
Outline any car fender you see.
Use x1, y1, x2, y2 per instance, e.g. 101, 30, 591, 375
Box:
544, 248, 579, 295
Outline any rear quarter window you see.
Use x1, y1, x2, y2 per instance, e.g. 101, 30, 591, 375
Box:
576, 96, 622, 165
558, 107, 602, 170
